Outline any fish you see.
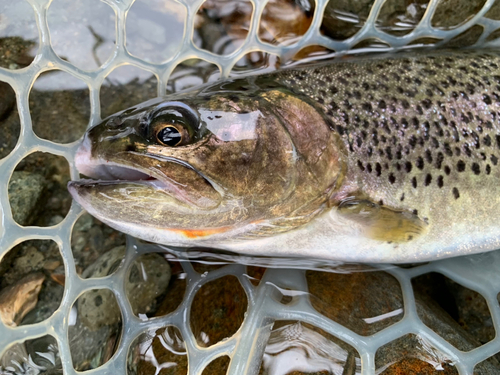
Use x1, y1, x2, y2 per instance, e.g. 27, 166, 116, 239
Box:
68, 49, 500, 263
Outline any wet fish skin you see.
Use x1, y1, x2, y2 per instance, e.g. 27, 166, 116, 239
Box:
69, 50, 500, 263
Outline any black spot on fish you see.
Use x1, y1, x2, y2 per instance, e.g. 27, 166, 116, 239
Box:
425, 150, 433, 163
412, 176, 417, 188
496, 135, 500, 149
437, 175, 444, 188
484, 135, 492, 147
367, 163, 372, 173
463, 143, 472, 157
404, 161, 412, 173
471, 162, 480, 175
435, 152, 444, 169
378, 100, 386, 109
421, 99, 432, 109
444, 165, 451, 175
444, 143, 453, 157
486, 164, 491, 174
491, 155, 498, 165
457, 160, 466, 172
483, 94, 492, 105
452, 187, 460, 199
357, 160, 365, 171
416, 157, 424, 170
375, 162, 382, 176
424, 174, 432, 186
413, 209, 418, 215
389, 173, 396, 184
400, 193, 405, 201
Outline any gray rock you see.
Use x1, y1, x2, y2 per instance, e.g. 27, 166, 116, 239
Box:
126, 252, 172, 316
8, 171, 47, 226
78, 246, 171, 331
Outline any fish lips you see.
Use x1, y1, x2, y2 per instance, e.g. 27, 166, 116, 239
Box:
68, 138, 222, 212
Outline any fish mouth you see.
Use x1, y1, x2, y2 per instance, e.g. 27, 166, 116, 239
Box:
68, 137, 222, 209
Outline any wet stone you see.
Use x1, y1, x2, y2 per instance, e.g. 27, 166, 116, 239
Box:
21, 277, 64, 326
194, 0, 252, 55
78, 288, 121, 332
202, 356, 231, 375
377, 0, 429, 36
0, 37, 36, 69
71, 213, 126, 275
258, 321, 361, 375
190, 275, 247, 347
486, 28, 500, 42
0, 272, 45, 327
474, 356, 500, 374
79, 246, 172, 325
485, 0, 500, 20
126, 0, 185, 63
413, 273, 497, 355
126, 253, 171, 317
321, 0, 375, 40
8, 171, 47, 226
69, 309, 121, 371
152, 261, 187, 318
30, 71, 90, 143
0, 336, 61, 374
432, 0, 487, 29
443, 25, 484, 48
47, 0, 116, 71
376, 335, 458, 374
0, 240, 61, 288
13, 152, 72, 227
130, 326, 187, 375
306, 270, 404, 336
100, 66, 157, 119
0, 82, 20, 159
258, 0, 315, 46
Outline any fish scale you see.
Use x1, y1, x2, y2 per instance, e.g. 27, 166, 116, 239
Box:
276, 50, 500, 223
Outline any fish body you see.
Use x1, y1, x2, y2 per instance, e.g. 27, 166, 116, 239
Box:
69, 50, 500, 263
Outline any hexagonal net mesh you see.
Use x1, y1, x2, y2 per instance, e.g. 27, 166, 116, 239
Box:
1, 0, 500, 374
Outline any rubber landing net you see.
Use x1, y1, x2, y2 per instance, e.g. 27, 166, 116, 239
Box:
0, 0, 500, 374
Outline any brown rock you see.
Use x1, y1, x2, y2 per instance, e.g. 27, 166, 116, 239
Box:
190, 275, 247, 347
0, 273, 45, 327
306, 270, 404, 336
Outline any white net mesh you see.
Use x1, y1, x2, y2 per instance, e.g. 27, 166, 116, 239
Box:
1, 0, 500, 374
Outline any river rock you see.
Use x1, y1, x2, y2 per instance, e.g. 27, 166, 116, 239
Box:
8, 171, 47, 226
78, 246, 171, 331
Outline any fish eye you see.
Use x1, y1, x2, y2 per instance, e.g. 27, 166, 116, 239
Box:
155, 123, 189, 147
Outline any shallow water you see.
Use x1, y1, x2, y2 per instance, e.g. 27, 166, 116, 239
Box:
1, 0, 500, 374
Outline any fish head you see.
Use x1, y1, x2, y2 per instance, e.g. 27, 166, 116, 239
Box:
68, 80, 345, 245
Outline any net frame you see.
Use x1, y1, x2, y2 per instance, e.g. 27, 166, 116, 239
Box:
1, 0, 500, 374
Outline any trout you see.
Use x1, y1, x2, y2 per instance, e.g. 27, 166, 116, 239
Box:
68, 50, 500, 263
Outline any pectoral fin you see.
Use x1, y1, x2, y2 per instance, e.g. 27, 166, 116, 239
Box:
337, 198, 428, 242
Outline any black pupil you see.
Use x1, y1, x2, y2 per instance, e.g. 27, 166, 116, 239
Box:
158, 126, 181, 146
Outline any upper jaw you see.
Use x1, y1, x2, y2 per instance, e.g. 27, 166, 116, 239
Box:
70, 136, 222, 209
74, 136, 151, 181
